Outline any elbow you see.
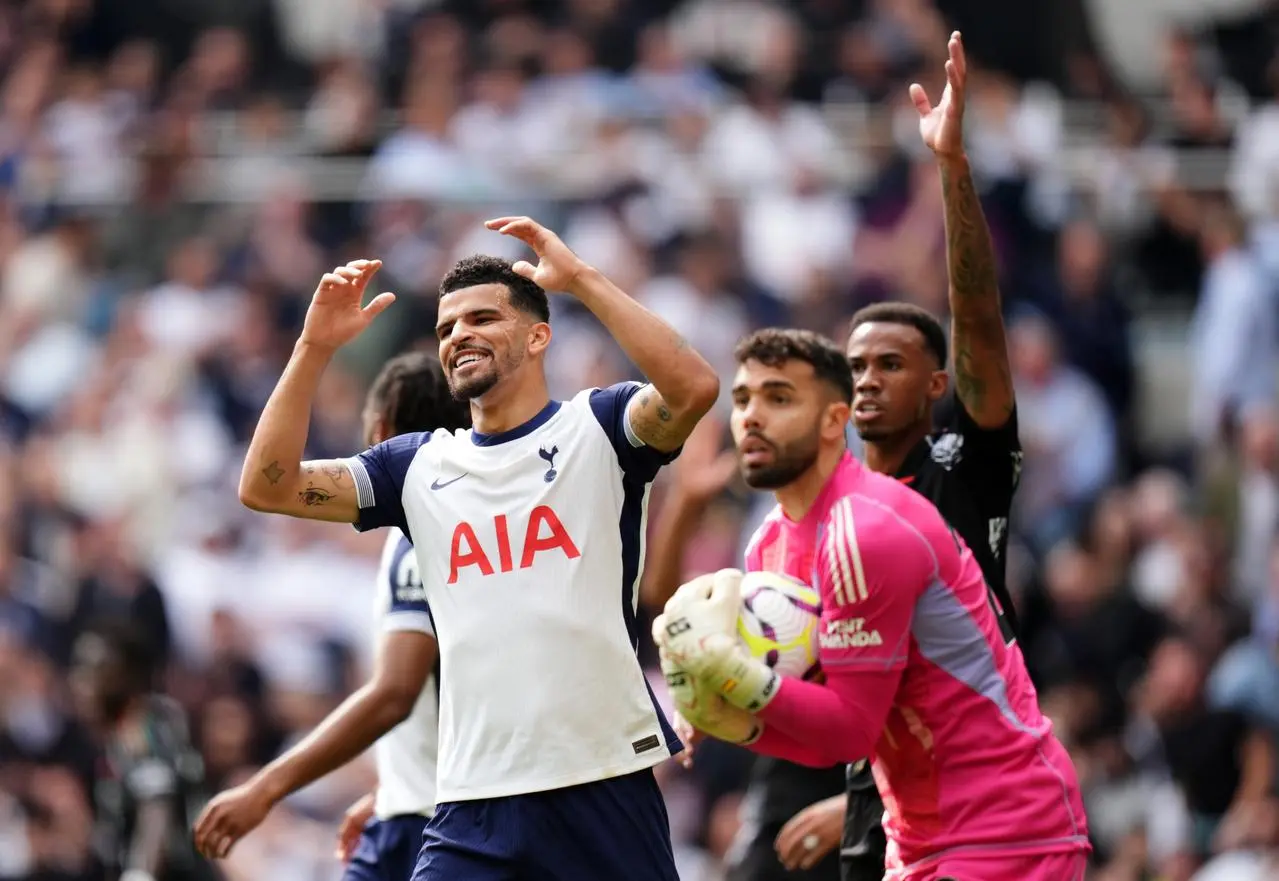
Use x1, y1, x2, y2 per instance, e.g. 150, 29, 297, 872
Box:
678, 370, 721, 421
237, 480, 274, 514
376, 685, 420, 726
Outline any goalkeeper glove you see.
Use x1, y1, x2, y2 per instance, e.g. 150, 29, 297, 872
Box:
653, 568, 781, 713
660, 648, 762, 745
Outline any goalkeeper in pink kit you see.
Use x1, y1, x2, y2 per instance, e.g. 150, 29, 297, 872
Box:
655, 329, 1090, 881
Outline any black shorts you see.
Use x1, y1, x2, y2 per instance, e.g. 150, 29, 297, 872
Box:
840, 763, 887, 881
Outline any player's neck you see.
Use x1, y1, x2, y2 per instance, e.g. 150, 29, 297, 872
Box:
862, 420, 931, 476
469, 374, 551, 435
775, 443, 846, 522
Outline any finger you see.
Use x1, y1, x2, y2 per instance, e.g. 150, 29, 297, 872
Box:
335, 266, 362, 282
945, 59, 960, 96
484, 216, 525, 230
950, 31, 967, 78
908, 83, 931, 117
361, 291, 396, 318
510, 260, 537, 280
320, 272, 349, 289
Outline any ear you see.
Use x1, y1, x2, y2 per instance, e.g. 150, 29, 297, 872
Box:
527, 321, 552, 357
368, 417, 389, 447
823, 400, 851, 442
928, 369, 949, 405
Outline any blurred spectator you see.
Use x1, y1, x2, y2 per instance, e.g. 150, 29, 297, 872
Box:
1008, 311, 1117, 551
0, 5, 1274, 881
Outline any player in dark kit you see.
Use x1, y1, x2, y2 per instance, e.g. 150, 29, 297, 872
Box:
71, 622, 215, 881
778, 32, 1022, 881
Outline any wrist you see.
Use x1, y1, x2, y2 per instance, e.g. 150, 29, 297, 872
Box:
253, 765, 291, 807
563, 264, 603, 302
295, 338, 339, 360
935, 151, 971, 173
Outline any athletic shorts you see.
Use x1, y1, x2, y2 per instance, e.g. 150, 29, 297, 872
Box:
343, 815, 430, 881
410, 768, 679, 881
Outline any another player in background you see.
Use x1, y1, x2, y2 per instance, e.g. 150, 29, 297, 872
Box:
71, 621, 214, 881
787, 31, 1023, 880
234, 217, 720, 880
656, 329, 1088, 881
642, 421, 846, 881
193, 351, 470, 881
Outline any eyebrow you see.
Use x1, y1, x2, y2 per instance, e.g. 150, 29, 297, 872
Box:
731, 379, 798, 395
436, 307, 504, 334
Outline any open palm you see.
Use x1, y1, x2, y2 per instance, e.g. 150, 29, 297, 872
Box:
485, 216, 587, 293
910, 31, 968, 159
301, 259, 396, 351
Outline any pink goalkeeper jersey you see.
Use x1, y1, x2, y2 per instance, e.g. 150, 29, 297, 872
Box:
745, 452, 1089, 877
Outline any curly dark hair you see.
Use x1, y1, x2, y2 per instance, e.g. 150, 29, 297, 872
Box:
368, 350, 472, 436
734, 328, 854, 403
848, 301, 948, 367
439, 254, 550, 323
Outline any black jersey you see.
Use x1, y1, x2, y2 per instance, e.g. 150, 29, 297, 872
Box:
842, 394, 1021, 881
93, 695, 213, 881
891, 394, 1022, 637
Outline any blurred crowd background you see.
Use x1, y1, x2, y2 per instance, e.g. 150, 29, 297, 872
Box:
2, 0, 1279, 879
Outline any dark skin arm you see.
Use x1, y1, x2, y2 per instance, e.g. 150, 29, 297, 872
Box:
193, 630, 436, 860
913, 33, 1015, 429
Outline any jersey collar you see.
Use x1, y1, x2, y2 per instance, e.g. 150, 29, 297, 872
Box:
470, 400, 562, 447
894, 436, 931, 485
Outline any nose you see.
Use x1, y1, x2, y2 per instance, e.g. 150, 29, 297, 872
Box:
854, 367, 881, 394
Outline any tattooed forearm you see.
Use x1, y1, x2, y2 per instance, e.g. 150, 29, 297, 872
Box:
939, 156, 1015, 425
262, 460, 285, 485
298, 485, 335, 506
940, 158, 1000, 315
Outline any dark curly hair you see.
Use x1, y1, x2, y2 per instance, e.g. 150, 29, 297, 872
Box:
439, 254, 550, 323
368, 350, 472, 436
848, 301, 948, 368
734, 328, 854, 403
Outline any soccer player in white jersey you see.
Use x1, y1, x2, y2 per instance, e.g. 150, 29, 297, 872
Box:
233, 216, 720, 880
193, 351, 471, 881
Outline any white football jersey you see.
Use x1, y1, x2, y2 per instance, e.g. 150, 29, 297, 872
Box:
371, 529, 439, 819
345, 383, 680, 802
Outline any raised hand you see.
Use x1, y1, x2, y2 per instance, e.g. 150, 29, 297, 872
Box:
300, 259, 396, 352
670, 416, 738, 505
485, 217, 588, 293
910, 31, 968, 159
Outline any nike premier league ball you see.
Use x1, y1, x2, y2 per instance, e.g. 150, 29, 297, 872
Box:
736, 571, 822, 680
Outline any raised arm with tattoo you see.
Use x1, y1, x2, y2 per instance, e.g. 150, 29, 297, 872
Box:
237, 260, 395, 521
487, 217, 720, 451
912, 32, 1015, 429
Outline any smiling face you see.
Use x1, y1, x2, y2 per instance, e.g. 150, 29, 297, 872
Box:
846, 321, 946, 444
436, 283, 549, 401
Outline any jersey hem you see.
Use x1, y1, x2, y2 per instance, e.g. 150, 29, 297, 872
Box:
372, 807, 435, 821
888, 835, 1092, 879
434, 747, 673, 803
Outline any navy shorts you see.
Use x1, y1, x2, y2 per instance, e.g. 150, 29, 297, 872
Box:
411, 768, 678, 881
344, 814, 430, 881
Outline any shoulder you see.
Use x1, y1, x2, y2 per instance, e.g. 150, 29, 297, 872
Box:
828, 477, 948, 566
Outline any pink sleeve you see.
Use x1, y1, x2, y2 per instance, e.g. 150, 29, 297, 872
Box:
753, 496, 934, 763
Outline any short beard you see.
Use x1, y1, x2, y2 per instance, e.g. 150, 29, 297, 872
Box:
739, 433, 820, 490
447, 348, 521, 401
448, 367, 499, 401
